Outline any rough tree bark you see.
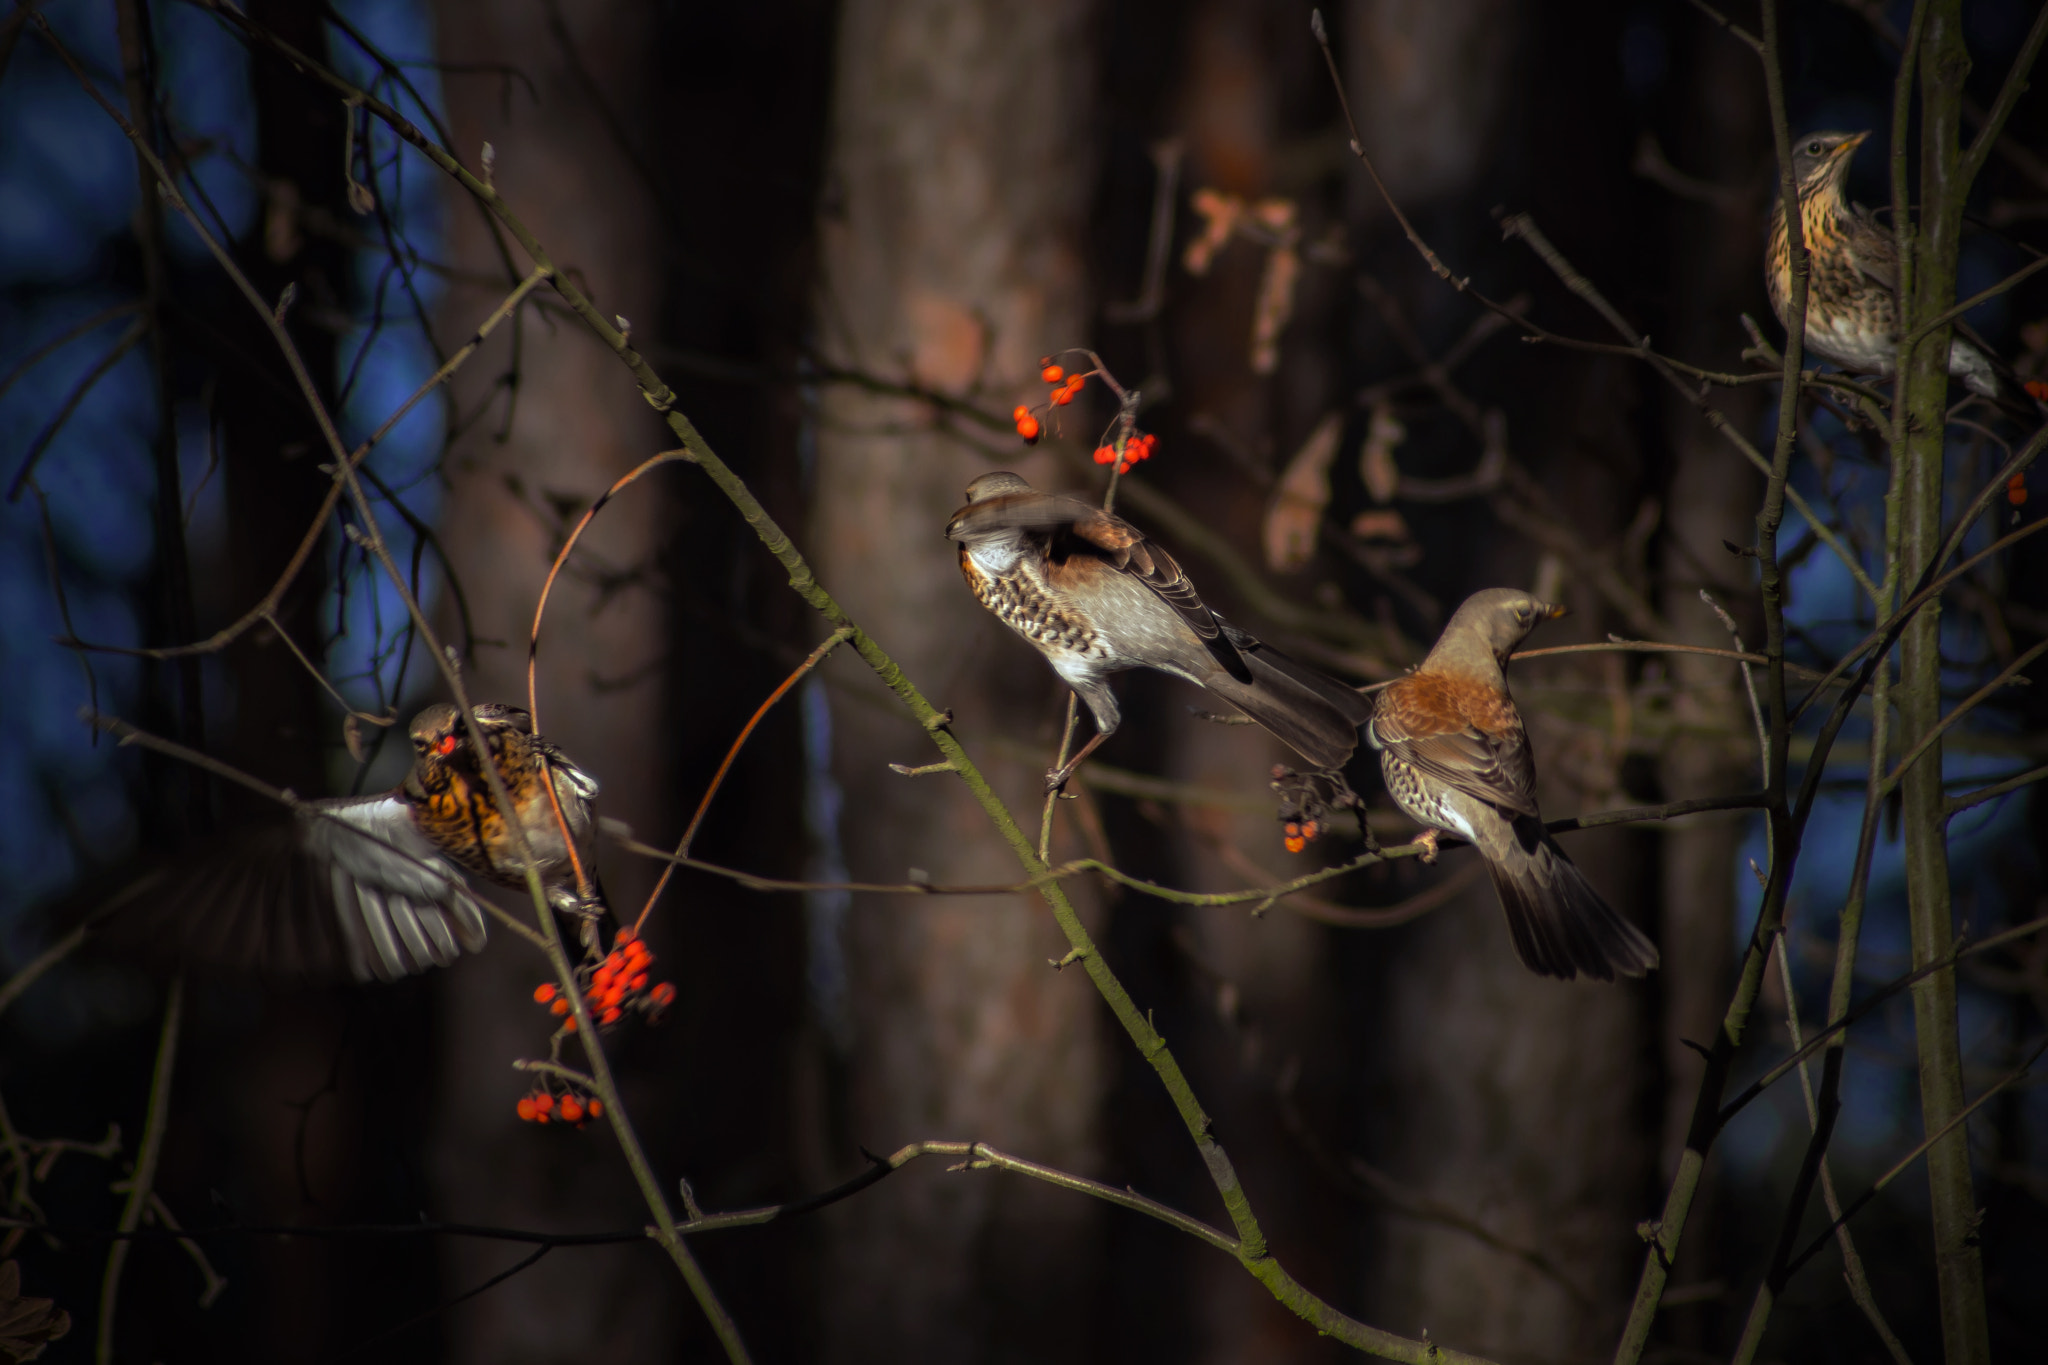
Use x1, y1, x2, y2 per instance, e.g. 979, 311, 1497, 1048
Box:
808, 3, 1109, 1360
430, 2, 679, 1358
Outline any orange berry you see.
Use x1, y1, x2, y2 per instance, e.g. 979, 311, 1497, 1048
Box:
1050, 388, 1072, 407
2028, 379, 2048, 403
559, 1097, 584, 1122
534, 1092, 554, 1112
533, 982, 557, 1004
650, 982, 677, 1007
1284, 835, 1306, 854
601, 1007, 623, 1025
1066, 373, 1085, 391
627, 972, 647, 992
1018, 416, 1041, 443
2009, 473, 2028, 507
593, 965, 616, 987
517, 1097, 537, 1121
587, 1099, 604, 1118
1041, 365, 1063, 383
550, 995, 570, 1016
615, 926, 636, 943
1012, 404, 1030, 421
563, 1015, 578, 1033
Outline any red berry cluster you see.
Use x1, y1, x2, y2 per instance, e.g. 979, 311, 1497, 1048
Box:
2010, 472, 2029, 509
515, 1086, 603, 1126
1011, 362, 1090, 444
1281, 818, 1321, 855
530, 927, 677, 1036
1093, 432, 1158, 474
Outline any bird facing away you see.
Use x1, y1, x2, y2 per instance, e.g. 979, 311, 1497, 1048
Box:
947, 472, 1374, 790
1767, 130, 2028, 410
98, 702, 604, 983
1368, 589, 1658, 982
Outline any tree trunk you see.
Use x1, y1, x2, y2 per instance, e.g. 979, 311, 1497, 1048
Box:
808, 3, 1108, 1359
430, 1, 679, 1356
1347, 0, 1653, 1352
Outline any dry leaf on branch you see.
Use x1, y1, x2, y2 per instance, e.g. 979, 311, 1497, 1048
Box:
1248, 199, 1301, 375
1263, 411, 1343, 573
0, 1261, 70, 1363
1348, 508, 1411, 542
1358, 402, 1406, 504
1183, 188, 1243, 276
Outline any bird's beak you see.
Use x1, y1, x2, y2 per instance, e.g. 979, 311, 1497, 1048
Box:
1543, 603, 1569, 620
1840, 130, 1871, 155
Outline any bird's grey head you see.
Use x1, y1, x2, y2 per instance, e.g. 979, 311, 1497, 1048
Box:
1791, 130, 1868, 191
963, 471, 1036, 503
1438, 588, 1568, 665
409, 703, 463, 758
946, 471, 1040, 546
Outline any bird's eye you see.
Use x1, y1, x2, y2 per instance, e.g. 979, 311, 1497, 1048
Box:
1806, 140, 1822, 155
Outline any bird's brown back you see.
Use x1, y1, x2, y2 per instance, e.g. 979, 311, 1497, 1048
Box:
1376, 669, 1521, 740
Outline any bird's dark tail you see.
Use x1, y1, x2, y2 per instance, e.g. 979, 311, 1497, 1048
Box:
1485, 816, 1659, 982
1200, 636, 1373, 770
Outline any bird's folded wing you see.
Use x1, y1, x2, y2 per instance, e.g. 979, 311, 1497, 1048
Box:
97, 796, 488, 984
1843, 210, 1898, 292
1370, 689, 1539, 818
1066, 510, 1252, 678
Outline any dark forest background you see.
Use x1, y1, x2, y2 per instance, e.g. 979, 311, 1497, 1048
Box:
1, 0, 2045, 1361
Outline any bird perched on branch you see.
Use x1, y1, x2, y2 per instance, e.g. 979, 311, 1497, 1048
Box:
947, 472, 1373, 790
99, 703, 605, 982
1767, 129, 2035, 414
1369, 589, 1658, 982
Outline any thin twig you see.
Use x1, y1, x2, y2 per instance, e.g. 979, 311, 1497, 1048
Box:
96, 977, 181, 1365
633, 627, 854, 935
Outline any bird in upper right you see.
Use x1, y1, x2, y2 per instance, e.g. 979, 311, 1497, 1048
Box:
1368, 589, 1658, 982
1767, 130, 2034, 415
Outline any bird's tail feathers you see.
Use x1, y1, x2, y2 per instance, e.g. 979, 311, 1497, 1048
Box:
1485, 821, 1659, 982
1202, 651, 1367, 770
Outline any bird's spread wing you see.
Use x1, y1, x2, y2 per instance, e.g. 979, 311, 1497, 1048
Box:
97, 795, 488, 984
307, 796, 491, 980
1370, 674, 1538, 817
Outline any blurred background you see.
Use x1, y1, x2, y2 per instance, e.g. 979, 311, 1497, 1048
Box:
1, 0, 2044, 1361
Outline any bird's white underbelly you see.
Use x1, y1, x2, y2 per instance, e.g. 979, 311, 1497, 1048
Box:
1807, 316, 1894, 374
1807, 319, 1998, 397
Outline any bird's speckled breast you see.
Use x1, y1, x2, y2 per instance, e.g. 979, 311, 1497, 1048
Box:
409, 728, 569, 888
961, 546, 1110, 664
1768, 190, 1898, 374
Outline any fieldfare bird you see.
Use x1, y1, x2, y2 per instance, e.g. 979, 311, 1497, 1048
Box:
100, 702, 604, 982
947, 472, 1373, 790
1768, 130, 2033, 412
1368, 589, 1658, 982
